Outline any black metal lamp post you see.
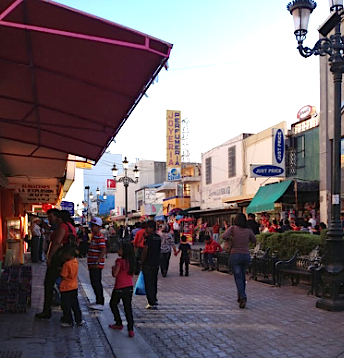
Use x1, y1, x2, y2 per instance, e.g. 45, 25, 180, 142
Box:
84, 185, 90, 223
287, 0, 344, 311
112, 157, 140, 226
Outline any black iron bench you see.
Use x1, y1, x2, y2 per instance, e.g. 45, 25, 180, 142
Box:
275, 247, 321, 294
189, 248, 203, 265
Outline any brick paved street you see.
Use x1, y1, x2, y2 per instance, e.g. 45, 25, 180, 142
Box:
96, 252, 344, 358
2, 252, 344, 358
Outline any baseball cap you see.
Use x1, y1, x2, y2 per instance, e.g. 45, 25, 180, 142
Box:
89, 217, 103, 227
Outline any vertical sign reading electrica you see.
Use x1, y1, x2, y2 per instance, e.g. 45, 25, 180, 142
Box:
166, 110, 181, 180
272, 128, 285, 171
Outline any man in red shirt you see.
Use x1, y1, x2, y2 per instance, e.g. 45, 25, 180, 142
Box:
87, 217, 106, 310
133, 222, 147, 275
202, 235, 222, 271
212, 221, 220, 243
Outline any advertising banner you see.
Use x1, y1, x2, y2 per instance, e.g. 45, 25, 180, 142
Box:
166, 110, 182, 180
106, 179, 116, 191
61, 201, 74, 216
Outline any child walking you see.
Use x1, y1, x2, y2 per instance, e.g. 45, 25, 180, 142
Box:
109, 243, 135, 337
60, 246, 83, 327
175, 235, 191, 276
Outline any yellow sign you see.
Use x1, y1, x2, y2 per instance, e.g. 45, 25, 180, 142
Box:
166, 110, 181, 180
76, 162, 93, 169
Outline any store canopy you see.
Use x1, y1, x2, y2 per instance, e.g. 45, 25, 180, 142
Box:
246, 180, 293, 213
0, 0, 172, 167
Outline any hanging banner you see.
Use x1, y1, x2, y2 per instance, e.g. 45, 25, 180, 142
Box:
166, 110, 182, 180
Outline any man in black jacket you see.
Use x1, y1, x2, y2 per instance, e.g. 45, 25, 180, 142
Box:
247, 213, 260, 235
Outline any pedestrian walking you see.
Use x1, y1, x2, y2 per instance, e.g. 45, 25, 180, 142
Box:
35, 209, 77, 319
87, 217, 106, 310
159, 224, 177, 277
175, 235, 191, 276
60, 246, 83, 327
140, 220, 161, 309
222, 213, 256, 309
109, 243, 135, 338
133, 223, 147, 275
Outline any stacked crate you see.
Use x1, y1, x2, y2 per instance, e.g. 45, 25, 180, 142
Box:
0, 265, 32, 313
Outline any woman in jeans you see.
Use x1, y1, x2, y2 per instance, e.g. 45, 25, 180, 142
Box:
159, 224, 177, 277
222, 213, 256, 308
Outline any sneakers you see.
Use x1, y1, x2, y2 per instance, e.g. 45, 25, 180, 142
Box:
61, 322, 73, 328
109, 324, 123, 330
35, 311, 51, 319
202, 267, 209, 271
185, 273, 189, 276
145, 304, 157, 309
76, 320, 85, 326
209, 267, 215, 271
90, 304, 104, 311
128, 330, 135, 338
179, 273, 183, 276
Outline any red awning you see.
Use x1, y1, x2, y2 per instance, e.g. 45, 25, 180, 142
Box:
0, 0, 172, 165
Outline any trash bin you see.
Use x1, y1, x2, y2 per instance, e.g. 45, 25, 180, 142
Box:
6, 239, 21, 265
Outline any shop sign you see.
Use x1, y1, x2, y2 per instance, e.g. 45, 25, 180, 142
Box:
106, 179, 116, 191
145, 188, 157, 204
144, 204, 162, 216
61, 201, 74, 216
250, 164, 284, 177
297, 105, 316, 121
8, 178, 60, 204
203, 177, 242, 207
166, 110, 181, 181
76, 162, 93, 169
292, 116, 319, 135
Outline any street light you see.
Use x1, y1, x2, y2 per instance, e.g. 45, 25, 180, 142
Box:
287, 0, 344, 311
84, 186, 90, 223
112, 157, 139, 227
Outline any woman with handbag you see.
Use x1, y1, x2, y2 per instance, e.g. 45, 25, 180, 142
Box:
222, 213, 256, 309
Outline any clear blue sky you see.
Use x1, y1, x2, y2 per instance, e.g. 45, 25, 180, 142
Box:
62, 0, 330, 206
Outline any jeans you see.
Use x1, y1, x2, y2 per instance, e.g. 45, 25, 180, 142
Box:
142, 266, 159, 306
180, 256, 189, 275
89, 268, 104, 305
110, 286, 134, 331
203, 253, 215, 268
134, 248, 143, 274
61, 289, 82, 324
213, 233, 219, 243
43, 264, 61, 313
230, 253, 251, 299
160, 252, 171, 275
38, 236, 44, 261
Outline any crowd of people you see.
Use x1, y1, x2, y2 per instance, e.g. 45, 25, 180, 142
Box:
30, 206, 335, 336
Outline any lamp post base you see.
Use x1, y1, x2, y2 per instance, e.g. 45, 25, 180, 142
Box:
316, 297, 344, 311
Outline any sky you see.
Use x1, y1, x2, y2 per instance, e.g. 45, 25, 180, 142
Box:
63, 0, 330, 207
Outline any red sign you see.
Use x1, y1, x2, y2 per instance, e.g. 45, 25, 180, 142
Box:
297, 105, 314, 121
107, 179, 116, 190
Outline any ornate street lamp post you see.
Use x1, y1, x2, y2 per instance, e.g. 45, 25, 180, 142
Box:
287, 0, 344, 311
112, 157, 140, 226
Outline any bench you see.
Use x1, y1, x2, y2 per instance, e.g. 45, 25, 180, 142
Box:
216, 252, 231, 273
189, 248, 203, 265
275, 247, 321, 294
250, 248, 279, 285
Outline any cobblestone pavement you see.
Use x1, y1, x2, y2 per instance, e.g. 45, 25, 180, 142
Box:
93, 252, 344, 358
0, 262, 115, 358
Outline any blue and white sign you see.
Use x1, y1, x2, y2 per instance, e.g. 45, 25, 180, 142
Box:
61, 201, 74, 216
250, 165, 284, 177
250, 128, 285, 178
167, 167, 181, 181
272, 128, 285, 168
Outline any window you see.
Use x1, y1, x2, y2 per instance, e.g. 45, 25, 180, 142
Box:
296, 135, 305, 168
228, 146, 236, 178
205, 157, 212, 185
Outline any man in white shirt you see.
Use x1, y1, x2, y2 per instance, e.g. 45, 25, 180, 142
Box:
30, 217, 41, 262
308, 214, 316, 229
173, 220, 180, 243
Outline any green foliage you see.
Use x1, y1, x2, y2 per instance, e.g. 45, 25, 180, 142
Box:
256, 231, 325, 259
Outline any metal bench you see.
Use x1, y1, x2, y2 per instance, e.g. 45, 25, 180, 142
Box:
275, 247, 321, 294
189, 248, 203, 265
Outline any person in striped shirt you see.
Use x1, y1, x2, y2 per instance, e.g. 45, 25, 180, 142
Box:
87, 217, 106, 310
